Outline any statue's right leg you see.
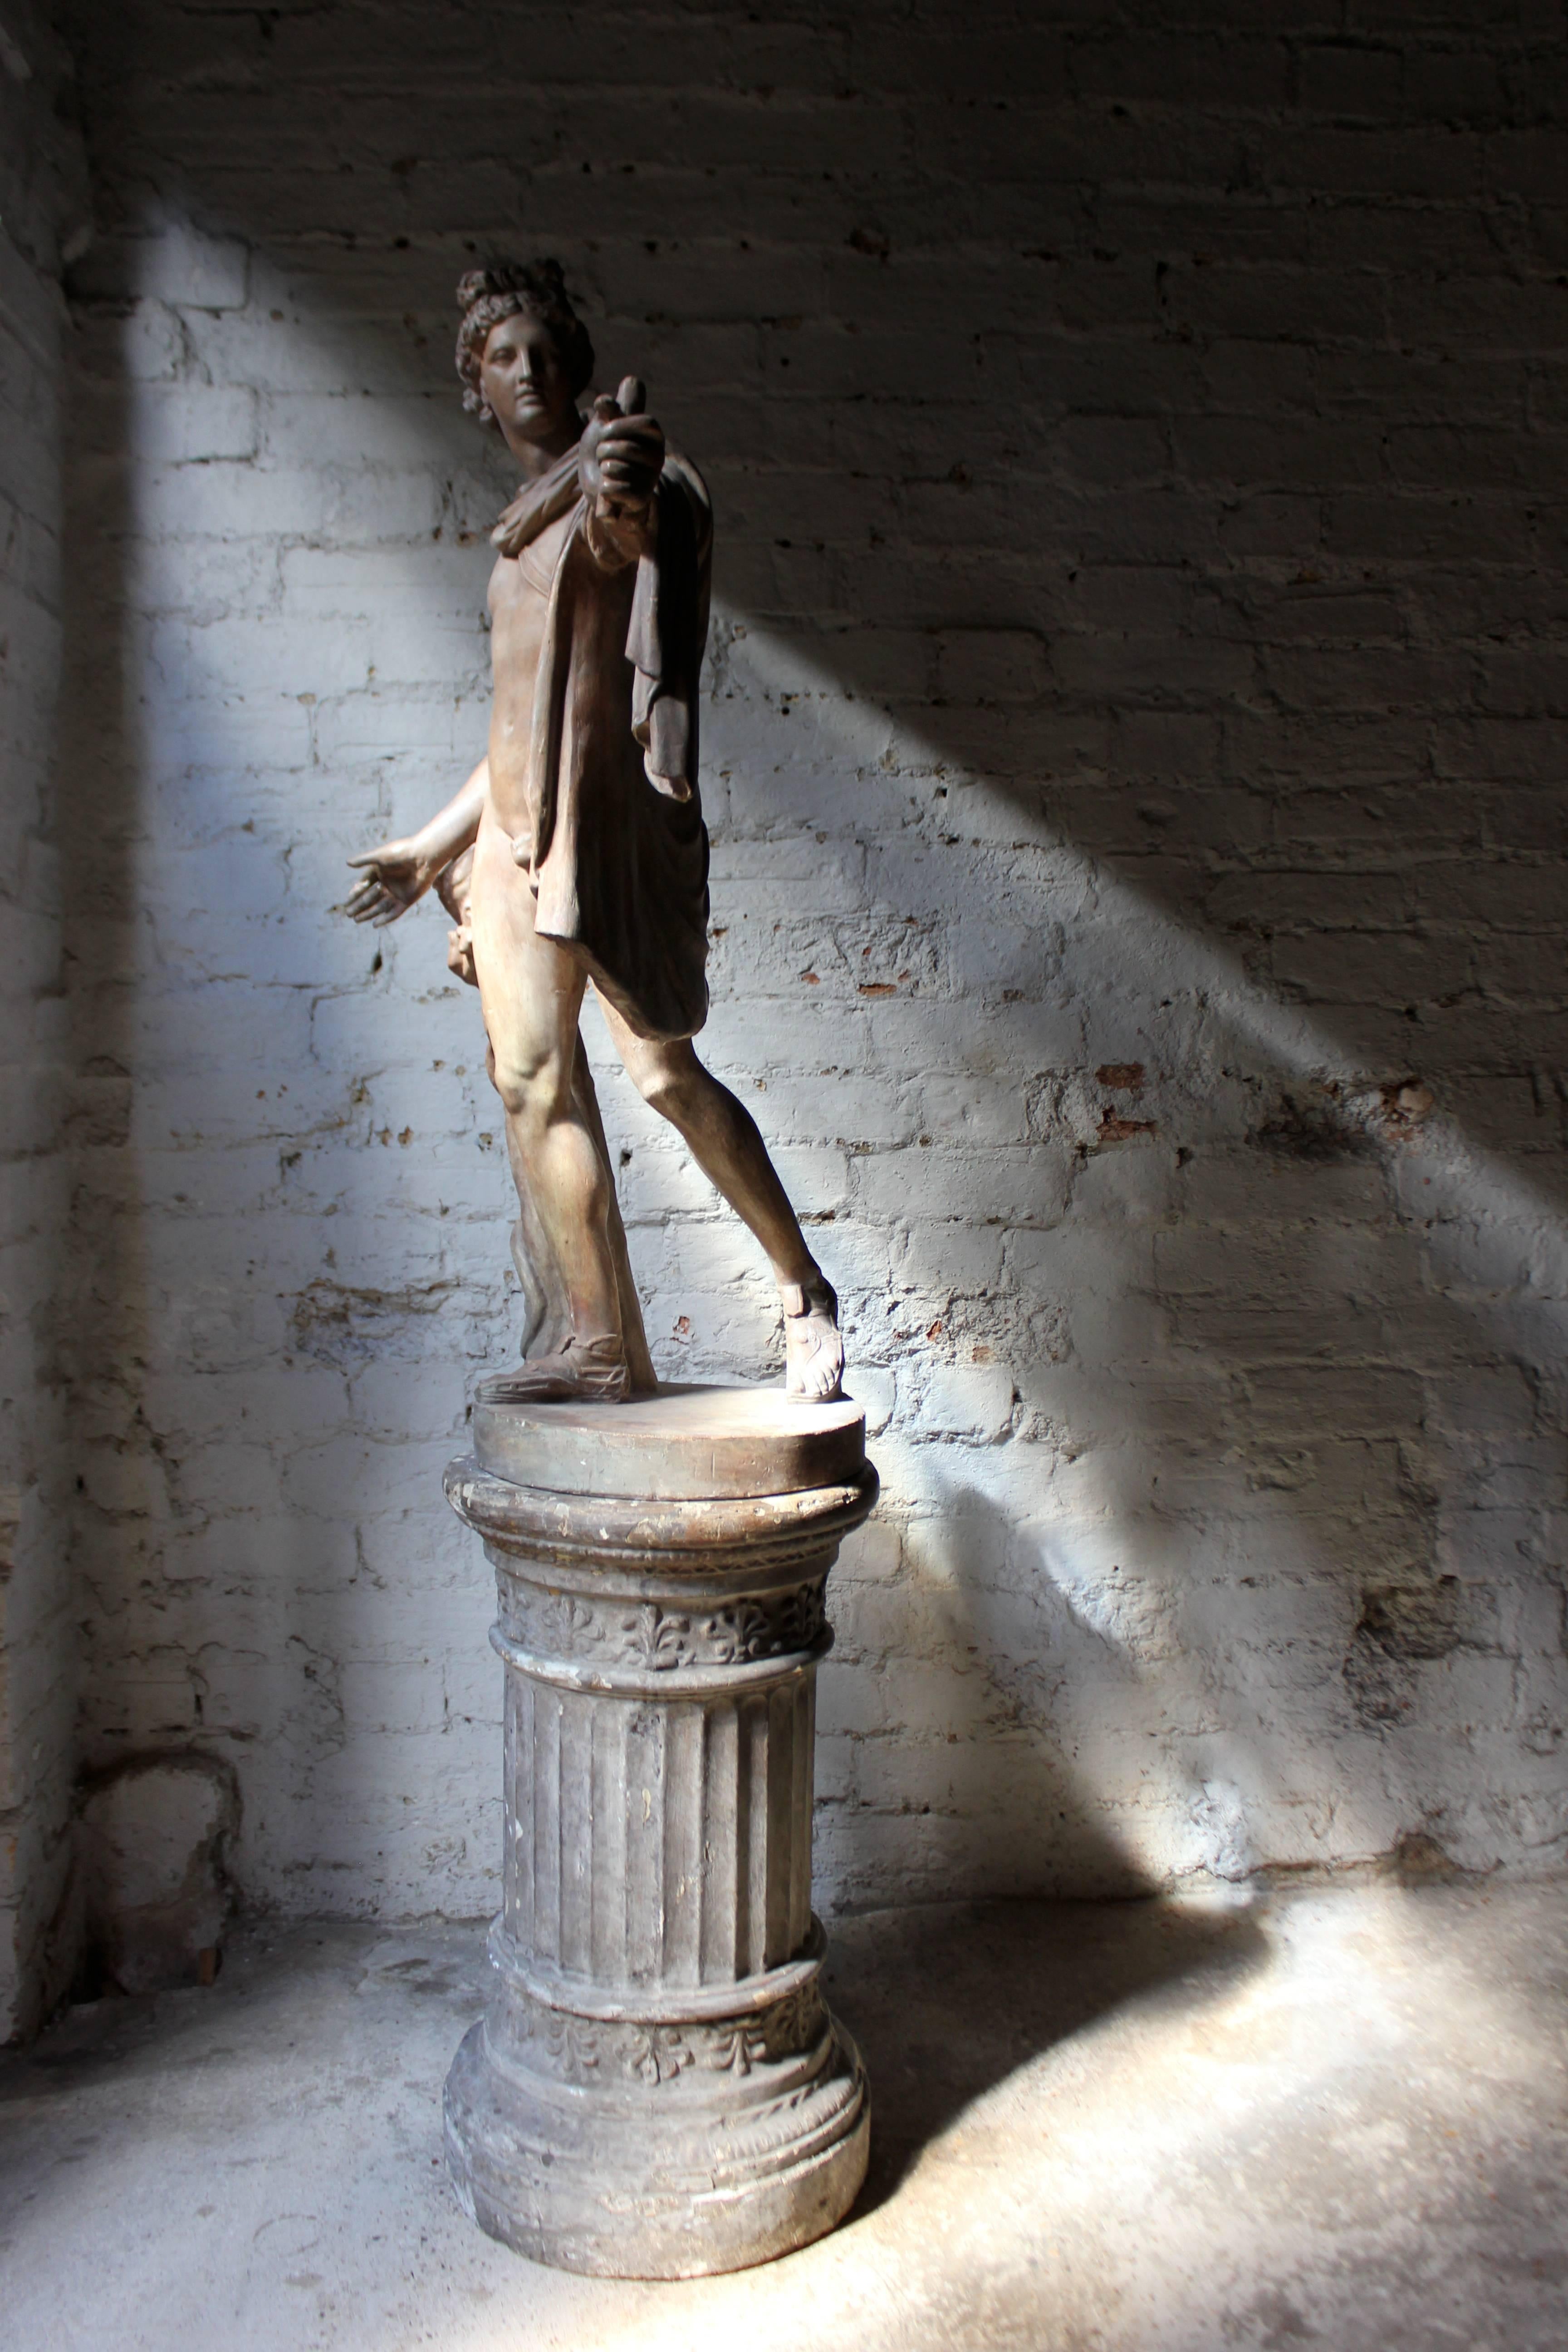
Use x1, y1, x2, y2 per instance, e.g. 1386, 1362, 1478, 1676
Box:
466, 820, 628, 1398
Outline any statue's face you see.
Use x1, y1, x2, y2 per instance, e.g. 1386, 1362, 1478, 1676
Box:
480, 307, 577, 453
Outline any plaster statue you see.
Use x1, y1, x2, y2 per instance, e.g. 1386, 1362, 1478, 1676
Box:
343, 261, 843, 1405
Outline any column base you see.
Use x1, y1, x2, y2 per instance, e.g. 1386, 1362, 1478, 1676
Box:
443, 1933, 869, 2277
443, 1385, 877, 2278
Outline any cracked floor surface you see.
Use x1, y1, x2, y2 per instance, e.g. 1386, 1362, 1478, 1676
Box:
2, 1882, 1565, 2350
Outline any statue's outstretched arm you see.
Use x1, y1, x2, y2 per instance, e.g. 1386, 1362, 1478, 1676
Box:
343, 758, 489, 927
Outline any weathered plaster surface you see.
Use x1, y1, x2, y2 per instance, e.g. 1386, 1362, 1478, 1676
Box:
47, 0, 1568, 1926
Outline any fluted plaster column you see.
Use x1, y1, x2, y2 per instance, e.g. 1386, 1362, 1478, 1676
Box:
442, 1387, 877, 2278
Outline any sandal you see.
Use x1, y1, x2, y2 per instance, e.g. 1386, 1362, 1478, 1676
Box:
781, 1277, 844, 1403
479, 1332, 631, 1406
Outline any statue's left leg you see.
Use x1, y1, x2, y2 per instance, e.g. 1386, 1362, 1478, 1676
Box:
599, 1008, 845, 1402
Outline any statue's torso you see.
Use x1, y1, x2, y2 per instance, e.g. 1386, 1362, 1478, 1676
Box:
485, 506, 577, 844
473, 452, 710, 1044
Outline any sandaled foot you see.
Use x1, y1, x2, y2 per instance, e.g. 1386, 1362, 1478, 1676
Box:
479, 1333, 631, 1406
781, 1277, 844, 1402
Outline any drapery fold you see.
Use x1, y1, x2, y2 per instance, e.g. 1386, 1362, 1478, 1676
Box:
491, 442, 712, 1043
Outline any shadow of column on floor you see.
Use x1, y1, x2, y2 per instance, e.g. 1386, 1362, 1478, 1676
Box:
825, 1892, 1269, 2217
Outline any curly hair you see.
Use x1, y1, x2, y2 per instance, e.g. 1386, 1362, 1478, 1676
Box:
455, 259, 595, 424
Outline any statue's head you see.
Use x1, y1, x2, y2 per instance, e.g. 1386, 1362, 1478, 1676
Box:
455, 260, 595, 436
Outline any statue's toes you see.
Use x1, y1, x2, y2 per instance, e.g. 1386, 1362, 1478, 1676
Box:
787, 1336, 845, 1403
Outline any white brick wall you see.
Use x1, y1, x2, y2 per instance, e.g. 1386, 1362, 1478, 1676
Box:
44, 0, 1568, 1927
0, 0, 88, 2038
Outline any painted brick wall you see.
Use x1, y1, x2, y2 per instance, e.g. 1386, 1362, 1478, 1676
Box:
49, 0, 1568, 1925
0, 0, 88, 2037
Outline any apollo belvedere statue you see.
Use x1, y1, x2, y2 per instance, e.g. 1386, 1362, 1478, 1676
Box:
343, 260, 844, 1405
341, 263, 873, 2280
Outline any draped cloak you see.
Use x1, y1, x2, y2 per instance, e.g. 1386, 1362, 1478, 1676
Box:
491, 439, 713, 1044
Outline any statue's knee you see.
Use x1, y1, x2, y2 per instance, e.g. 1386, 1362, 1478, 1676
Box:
637, 1055, 701, 1125
491, 1053, 566, 1123
637, 1067, 677, 1118
489, 1061, 528, 1117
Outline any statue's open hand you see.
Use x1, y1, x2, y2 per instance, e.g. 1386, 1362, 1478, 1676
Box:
343, 838, 433, 926
579, 378, 664, 516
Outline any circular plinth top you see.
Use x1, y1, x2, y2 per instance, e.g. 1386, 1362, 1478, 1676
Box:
471, 1382, 866, 1502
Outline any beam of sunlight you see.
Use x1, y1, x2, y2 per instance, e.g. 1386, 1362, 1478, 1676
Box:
417, 1888, 1554, 2352
723, 617, 1568, 1304
73, 231, 1568, 1922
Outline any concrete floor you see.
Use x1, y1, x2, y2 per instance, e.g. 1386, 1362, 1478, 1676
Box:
1, 1884, 1565, 2350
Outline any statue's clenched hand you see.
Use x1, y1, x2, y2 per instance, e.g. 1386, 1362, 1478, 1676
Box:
343, 838, 436, 926
579, 376, 665, 517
